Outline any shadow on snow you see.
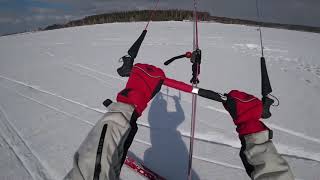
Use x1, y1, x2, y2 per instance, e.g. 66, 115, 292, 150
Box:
143, 92, 200, 180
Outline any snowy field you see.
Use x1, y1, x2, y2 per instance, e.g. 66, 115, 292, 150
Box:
0, 21, 320, 180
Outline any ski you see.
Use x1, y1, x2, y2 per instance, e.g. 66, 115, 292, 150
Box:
124, 156, 166, 180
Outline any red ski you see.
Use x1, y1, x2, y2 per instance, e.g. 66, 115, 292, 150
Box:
124, 156, 166, 180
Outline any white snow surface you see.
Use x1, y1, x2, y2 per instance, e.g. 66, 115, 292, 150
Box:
0, 21, 320, 180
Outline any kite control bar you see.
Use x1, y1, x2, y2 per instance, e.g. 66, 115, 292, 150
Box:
116, 31, 273, 119
117, 58, 273, 119
164, 78, 227, 103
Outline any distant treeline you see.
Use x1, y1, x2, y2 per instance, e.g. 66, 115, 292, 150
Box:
44, 10, 209, 30
210, 16, 320, 34
43, 9, 320, 33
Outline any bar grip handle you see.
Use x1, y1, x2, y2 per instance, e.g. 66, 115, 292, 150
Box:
117, 56, 134, 77
262, 96, 274, 119
198, 89, 226, 103
164, 54, 186, 65
128, 30, 147, 59
117, 30, 148, 77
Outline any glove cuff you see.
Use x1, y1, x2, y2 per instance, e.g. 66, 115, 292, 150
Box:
237, 120, 268, 136
116, 88, 148, 116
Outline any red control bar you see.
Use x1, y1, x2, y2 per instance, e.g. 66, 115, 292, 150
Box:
164, 78, 226, 103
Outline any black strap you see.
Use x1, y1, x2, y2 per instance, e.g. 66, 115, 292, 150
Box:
93, 124, 108, 180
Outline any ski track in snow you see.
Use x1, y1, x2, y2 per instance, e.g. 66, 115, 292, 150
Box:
62, 65, 115, 88
65, 62, 124, 81
266, 123, 320, 144
0, 84, 95, 127
192, 155, 244, 170
207, 105, 320, 145
0, 74, 105, 115
1, 74, 320, 163
0, 105, 54, 180
131, 137, 245, 170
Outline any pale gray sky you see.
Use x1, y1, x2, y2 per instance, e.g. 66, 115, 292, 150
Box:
1, 0, 320, 35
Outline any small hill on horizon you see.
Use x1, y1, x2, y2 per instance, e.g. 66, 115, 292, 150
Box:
42, 10, 320, 34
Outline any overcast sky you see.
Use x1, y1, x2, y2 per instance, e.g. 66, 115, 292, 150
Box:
1, 0, 320, 35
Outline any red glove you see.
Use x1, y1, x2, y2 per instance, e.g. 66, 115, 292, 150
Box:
117, 63, 166, 116
223, 90, 268, 136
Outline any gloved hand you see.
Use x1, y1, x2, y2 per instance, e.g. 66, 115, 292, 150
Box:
117, 63, 166, 116
223, 90, 268, 136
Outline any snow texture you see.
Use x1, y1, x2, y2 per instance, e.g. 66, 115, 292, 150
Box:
0, 21, 320, 180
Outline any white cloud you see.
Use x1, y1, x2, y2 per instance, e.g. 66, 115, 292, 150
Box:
0, 17, 22, 24
29, 7, 58, 14
0, 17, 13, 23
22, 14, 74, 22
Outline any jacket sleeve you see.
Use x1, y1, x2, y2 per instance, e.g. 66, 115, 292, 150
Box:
64, 102, 138, 180
239, 130, 295, 180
